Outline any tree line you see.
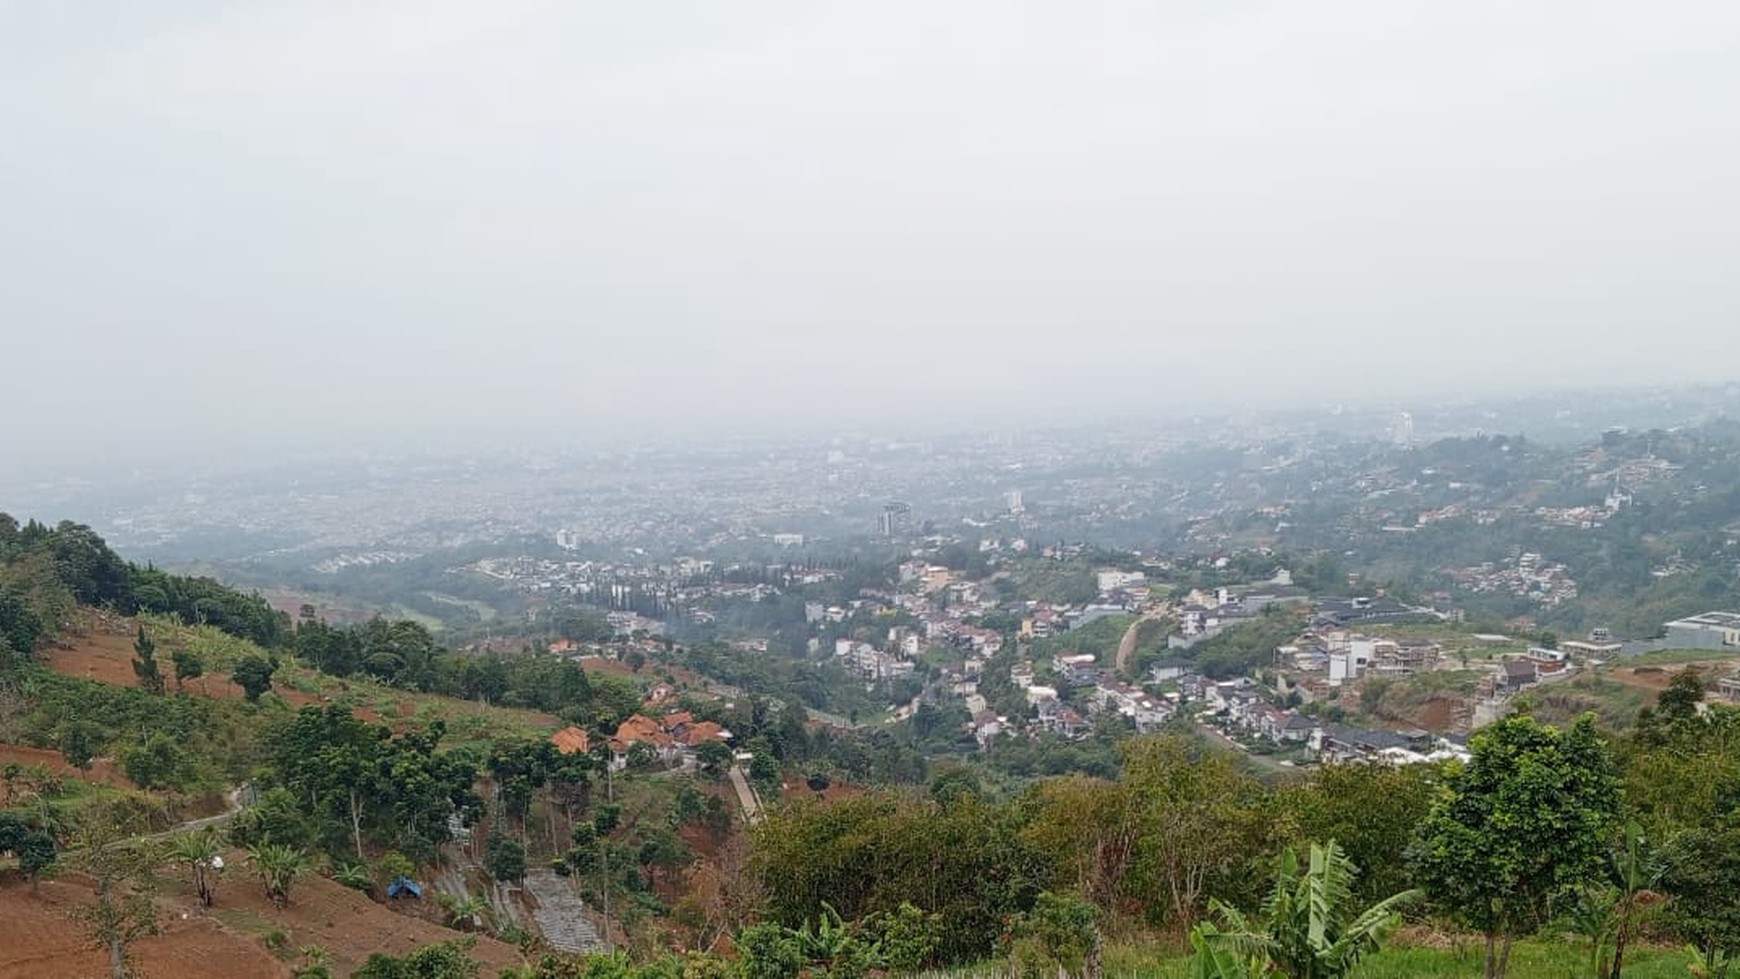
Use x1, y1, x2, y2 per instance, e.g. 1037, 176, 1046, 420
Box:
750, 675, 1740, 977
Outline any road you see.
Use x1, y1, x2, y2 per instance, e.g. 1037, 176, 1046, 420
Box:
1114, 611, 1169, 676
727, 765, 764, 825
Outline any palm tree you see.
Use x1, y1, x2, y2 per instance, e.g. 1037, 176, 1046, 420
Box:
437, 892, 490, 932
169, 828, 223, 908
248, 843, 309, 908
1189, 840, 1420, 979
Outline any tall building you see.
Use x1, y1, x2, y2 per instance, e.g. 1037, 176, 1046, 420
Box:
878, 501, 912, 538
1392, 412, 1415, 447
1005, 489, 1024, 514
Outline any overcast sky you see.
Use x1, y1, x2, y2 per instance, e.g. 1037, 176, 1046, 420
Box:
3, 1, 1738, 465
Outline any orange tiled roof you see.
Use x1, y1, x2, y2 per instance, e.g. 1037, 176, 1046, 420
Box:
680, 721, 728, 747
550, 725, 590, 755
613, 714, 675, 748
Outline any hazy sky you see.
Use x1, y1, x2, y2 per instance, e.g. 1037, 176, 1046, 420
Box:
3, 1, 1738, 463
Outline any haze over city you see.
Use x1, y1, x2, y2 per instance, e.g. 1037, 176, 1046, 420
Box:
4, 1, 1738, 470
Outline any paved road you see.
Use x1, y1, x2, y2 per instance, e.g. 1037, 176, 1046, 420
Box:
727, 765, 763, 824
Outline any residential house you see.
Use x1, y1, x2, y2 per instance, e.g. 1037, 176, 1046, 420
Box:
1025, 685, 1060, 707
1094, 680, 1173, 731
1054, 653, 1100, 688
1036, 699, 1089, 737
549, 725, 591, 756
1149, 657, 1193, 683
1492, 658, 1539, 694
604, 711, 730, 771
1249, 708, 1315, 744
970, 711, 1003, 748
1310, 723, 1433, 763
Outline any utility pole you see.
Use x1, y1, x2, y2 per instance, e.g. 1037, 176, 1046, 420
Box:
598, 836, 612, 954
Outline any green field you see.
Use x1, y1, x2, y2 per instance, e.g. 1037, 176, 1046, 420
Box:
423, 591, 499, 622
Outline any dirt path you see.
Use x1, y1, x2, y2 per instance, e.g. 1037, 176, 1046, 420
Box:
1115, 612, 1167, 677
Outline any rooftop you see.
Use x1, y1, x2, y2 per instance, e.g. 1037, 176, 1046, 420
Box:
1668, 611, 1740, 629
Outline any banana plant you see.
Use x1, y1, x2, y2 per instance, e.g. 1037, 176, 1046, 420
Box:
1189, 840, 1419, 979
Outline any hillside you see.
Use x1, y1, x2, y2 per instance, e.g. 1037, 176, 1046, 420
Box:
7, 513, 1740, 978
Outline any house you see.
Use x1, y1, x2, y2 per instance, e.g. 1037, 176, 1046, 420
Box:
1492, 658, 1539, 694
1037, 699, 1089, 737
549, 725, 591, 756
1149, 657, 1193, 683
1526, 646, 1570, 664
605, 711, 731, 771
1054, 653, 1100, 688
1094, 680, 1173, 731
607, 714, 680, 771
1252, 709, 1315, 744
1310, 723, 1432, 763
970, 711, 1003, 748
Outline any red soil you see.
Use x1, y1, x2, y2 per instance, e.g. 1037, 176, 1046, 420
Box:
44, 629, 316, 709
1608, 660, 1740, 693
0, 743, 131, 789
0, 860, 526, 978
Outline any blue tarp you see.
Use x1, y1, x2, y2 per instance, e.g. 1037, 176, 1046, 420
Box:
387, 876, 423, 899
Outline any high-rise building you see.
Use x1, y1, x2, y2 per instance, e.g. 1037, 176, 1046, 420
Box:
878, 501, 912, 538
1005, 489, 1024, 514
1392, 412, 1415, 447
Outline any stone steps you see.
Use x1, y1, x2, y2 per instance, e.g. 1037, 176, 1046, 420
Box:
521, 868, 605, 954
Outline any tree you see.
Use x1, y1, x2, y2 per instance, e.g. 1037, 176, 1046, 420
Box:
231, 653, 277, 703
485, 834, 527, 885
1656, 668, 1706, 725
170, 648, 204, 692
352, 938, 480, 979
131, 626, 163, 695
1010, 891, 1102, 979
1283, 762, 1438, 903
65, 805, 161, 979
59, 720, 102, 772
1410, 713, 1620, 978
1599, 822, 1663, 979
0, 811, 56, 886
696, 740, 732, 780
1659, 825, 1740, 977
248, 842, 310, 908
121, 733, 188, 790
868, 902, 941, 973
593, 803, 621, 835
438, 893, 490, 932
1189, 840, 1418, 979
1121, 735, 1277, 927
169, 828, 223, 908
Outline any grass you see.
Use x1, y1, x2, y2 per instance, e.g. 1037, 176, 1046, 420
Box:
928, 937, 1692, 978
1623, 648, 1740, 667
423, 592, 498, 622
